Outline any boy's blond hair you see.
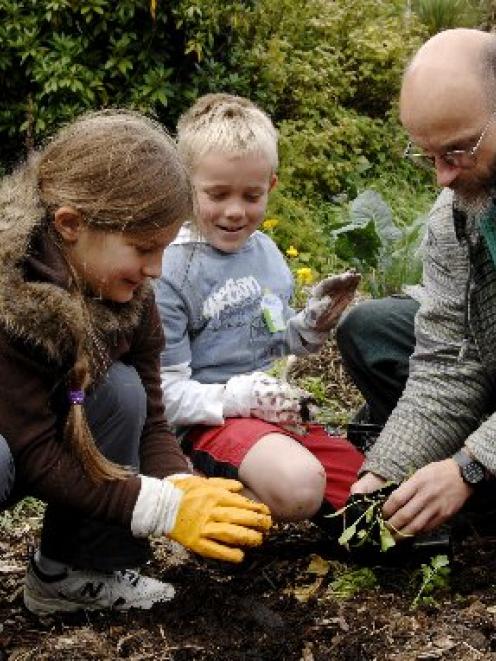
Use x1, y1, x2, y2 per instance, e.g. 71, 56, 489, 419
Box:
177, 93, 278, 172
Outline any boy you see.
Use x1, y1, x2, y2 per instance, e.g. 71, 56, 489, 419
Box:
156, 93, 363, 527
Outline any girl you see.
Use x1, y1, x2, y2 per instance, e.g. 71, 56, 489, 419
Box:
0, 110, 271, 616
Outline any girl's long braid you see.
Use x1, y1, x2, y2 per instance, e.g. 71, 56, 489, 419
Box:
64, 287, 130, 482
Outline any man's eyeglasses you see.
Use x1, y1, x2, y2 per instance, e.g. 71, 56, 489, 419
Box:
404, 111, 496, 170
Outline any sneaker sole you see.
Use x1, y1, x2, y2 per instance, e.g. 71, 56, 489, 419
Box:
23, 584, 175, 616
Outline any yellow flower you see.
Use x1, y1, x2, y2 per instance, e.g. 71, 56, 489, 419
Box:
296, 267, 314, 285
286, 245, 299, 258
262, 218, 280, 231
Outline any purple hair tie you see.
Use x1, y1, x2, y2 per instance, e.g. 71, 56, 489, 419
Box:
69, 390, 85, 405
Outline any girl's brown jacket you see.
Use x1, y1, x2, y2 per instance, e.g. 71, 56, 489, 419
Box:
0, 166, 189, 529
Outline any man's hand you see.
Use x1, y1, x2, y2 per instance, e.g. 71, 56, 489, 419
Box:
381, 459, 473, 538
351, 471, 387, 495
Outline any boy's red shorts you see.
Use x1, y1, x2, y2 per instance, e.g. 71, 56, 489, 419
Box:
183, 418, 364, 510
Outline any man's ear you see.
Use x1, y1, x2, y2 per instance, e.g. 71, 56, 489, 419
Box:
52, 207, 84, 243
269, 173, 278, 192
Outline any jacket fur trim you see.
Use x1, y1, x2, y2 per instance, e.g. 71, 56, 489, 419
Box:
0, 165, 149, 371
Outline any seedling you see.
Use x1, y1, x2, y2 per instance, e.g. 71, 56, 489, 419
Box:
411, 554, 450, 610
329, 483, 401, 552
329, 566, 377, 599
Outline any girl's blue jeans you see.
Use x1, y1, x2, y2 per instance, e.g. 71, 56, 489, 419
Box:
1, 362, 151, 571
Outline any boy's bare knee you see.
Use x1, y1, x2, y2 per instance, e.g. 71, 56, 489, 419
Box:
267, 465, 325, 521
239, 433, 327, 520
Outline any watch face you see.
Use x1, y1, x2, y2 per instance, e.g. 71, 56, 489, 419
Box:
462, 461, 485, 485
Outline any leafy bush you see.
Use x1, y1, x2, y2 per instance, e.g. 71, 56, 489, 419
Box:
1, 1, 424, 180
263, 186, 342, 280
221, 0, 428, 203
412, 0, 484, 34
278, 112, 403, 201
1, 0, 435, 294
227, 0, 425, 119
0, 0, 250, 164
264, 179, 434, 298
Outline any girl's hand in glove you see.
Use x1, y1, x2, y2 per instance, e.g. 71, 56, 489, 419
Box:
132, 475, 271, 563
223, 371, 314, 426
169, 476, 272, 563
302, 270, 361, 333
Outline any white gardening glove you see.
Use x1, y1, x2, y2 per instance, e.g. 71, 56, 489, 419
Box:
223, 371, 314, 426
305, 269, 361, 331
292, 270, 361, 344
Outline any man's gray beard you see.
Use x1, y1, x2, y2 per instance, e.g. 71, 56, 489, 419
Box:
456, 191, 493, 217
454, 158, 496, 217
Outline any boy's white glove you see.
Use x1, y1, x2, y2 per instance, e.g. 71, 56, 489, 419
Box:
223, 371, 312, 425
292, 270, 361, 343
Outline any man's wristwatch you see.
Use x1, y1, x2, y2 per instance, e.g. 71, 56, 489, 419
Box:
452, 449, 486, 487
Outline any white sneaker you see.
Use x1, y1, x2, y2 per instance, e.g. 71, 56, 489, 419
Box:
23, 559, 175, 615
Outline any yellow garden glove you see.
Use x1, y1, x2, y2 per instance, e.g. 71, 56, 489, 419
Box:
169, 476, 272, 563
168, 475, 244, 493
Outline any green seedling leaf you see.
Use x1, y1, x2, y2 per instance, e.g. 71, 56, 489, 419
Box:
339, 522, 358, 546
431, 554, 450, 571
411, 554, 451, 610
378, 519, 396, 552
365, 504, 376, 523
330, 482, 401, 552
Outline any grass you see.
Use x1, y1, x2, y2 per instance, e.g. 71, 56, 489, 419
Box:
0, 497, 45, 533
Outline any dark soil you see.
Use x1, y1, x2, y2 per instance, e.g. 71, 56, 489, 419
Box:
2, 341, 496, 660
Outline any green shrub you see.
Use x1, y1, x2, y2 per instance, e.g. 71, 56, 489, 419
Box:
0, 0, 250, 163
220, 0, 428, 202
412, 0, 484, 34
264, 174, 434, 297
1, 0, 434, 295
1, 0, 424, 178
263, 186, 342, 281
225, 0, 425, 119
278, 111, 405, 201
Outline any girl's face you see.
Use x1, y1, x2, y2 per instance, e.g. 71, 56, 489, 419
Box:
54, 209, 181, 302
191, 150, 277, 253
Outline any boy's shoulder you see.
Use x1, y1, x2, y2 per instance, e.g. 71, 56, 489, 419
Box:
250, 229, 286, 257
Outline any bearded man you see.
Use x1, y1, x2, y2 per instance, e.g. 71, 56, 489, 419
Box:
345, 28, 496, 538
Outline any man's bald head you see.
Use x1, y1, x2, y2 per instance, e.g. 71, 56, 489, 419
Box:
408, 28, 494, 76
400, 29, 496, 144
400, 29, 496, 199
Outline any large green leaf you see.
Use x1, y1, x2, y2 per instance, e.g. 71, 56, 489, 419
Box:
350, 189, 402, 244
333, 218, 382, 268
